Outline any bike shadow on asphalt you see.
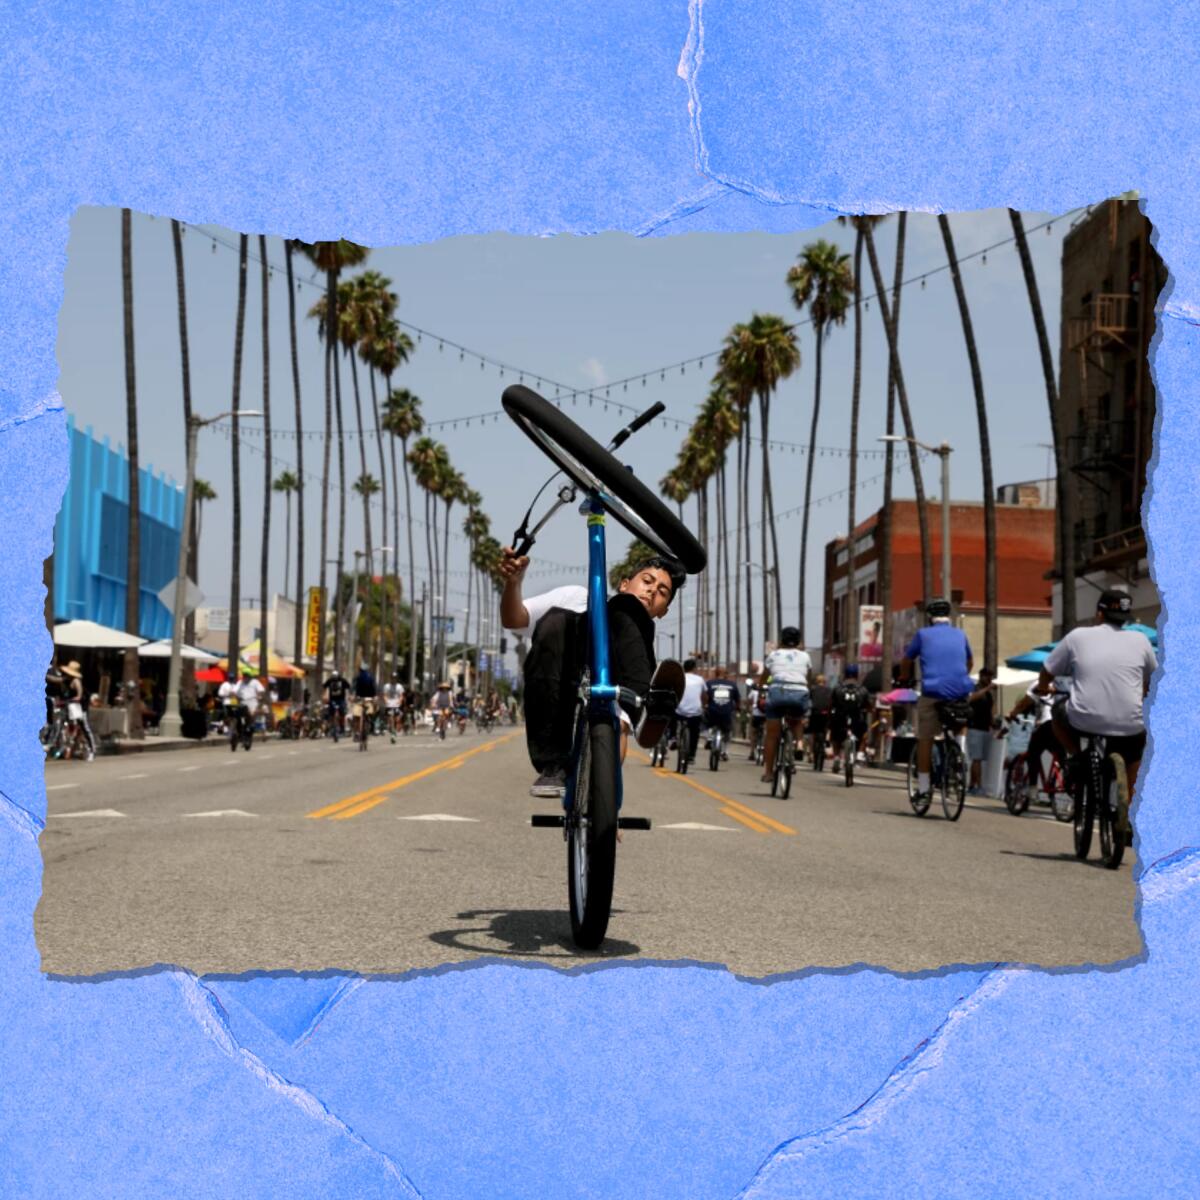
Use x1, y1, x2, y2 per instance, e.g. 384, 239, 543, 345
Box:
999, 848, 1132, 870
428, 909, 641, 960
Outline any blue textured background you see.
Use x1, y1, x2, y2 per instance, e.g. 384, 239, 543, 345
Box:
2, 3, 1197, 1195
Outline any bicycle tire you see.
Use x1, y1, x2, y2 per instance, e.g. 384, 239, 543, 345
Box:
844, 744, 854, 789
1073, 762, 1094, 860
941, 740, 966, 821
780, 732, 794, 799
1004, 756, 1030, 816
676, 725, 689, 775
906, 752, 931, 816
567, 718, 619, 949
812, 729, 825, 772
709, 731, 720, 772
1101, 752, 1128, 869
502, 385, 706, 573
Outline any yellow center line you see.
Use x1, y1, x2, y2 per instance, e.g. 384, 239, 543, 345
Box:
653, 769, 797, 836
306, 732, 520, 820
720, 806, 771, 833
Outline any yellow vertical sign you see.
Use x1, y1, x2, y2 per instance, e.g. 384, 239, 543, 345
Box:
305, 587, 325, 659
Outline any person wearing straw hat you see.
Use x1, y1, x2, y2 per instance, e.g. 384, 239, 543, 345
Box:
61, 661, 96, 761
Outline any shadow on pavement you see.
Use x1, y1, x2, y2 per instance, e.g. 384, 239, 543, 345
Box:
428, 908, 641, 960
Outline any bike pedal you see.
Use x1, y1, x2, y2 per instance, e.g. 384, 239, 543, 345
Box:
617, 816, 651, 831
530, 814, 566, 828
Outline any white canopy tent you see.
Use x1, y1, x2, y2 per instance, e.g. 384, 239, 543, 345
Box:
137, 639, 220, 663
52, 620, 146, 650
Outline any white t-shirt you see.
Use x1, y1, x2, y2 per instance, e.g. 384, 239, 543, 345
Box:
1043, 623, 1156, 736
383, 682, 404, 707
763, 647, 812, 688
677, 673, 707, 717
508, 585, 588, 637
218, 679, 265, 714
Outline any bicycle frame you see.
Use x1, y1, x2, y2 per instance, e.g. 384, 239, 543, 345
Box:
562, 493, 624, 818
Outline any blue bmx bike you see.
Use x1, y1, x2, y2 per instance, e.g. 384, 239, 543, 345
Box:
503, 385, 706, 948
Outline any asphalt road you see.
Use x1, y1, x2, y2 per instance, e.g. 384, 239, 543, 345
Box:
36, 726, 1141, 976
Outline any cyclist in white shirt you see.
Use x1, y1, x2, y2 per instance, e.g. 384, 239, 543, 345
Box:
218, 669, 265, 740
382, 673, 404, 738
673, 659, 706, 765
756, 627, 813, 784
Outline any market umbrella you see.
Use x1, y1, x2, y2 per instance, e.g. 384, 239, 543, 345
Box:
195, 666, 228, 684
52, 619, 146, 650
1125, 622, 1158, 647
210, 656, 259, 677
880, 687, 919, 704
137, 639, 221, 662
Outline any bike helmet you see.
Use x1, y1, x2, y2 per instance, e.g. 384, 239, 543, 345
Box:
843, 664, 859, 678
1097, 588, 1133, 625
924, 597, 952, 620
780, 626, 801, 647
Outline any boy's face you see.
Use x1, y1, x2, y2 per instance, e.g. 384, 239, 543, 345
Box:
618, 565, 674, 620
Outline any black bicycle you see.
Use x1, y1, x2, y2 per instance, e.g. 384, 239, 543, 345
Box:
708, 725, 725, 772
675, 719, 693, 775
1068, 733, 1129, 869
649, 726, 670, 769
225, 701, 253, 752
771, 725, 796, 799
507, 386, 705, 948
906, 700, 969, 820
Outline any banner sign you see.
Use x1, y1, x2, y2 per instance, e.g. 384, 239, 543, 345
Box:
304, 587, 325, 659
859, 604, 884, 660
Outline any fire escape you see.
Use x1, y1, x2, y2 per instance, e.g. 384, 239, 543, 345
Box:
1065, 292, 1145, 577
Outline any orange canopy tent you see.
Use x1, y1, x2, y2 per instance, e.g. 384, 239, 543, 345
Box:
237, 639, 305, 678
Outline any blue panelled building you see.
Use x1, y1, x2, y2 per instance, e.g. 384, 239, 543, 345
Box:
52, 415, 185, 640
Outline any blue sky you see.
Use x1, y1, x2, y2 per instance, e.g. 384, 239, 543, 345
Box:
55, 204, 1083, 648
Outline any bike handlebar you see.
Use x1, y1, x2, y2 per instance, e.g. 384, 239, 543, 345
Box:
609, 401, 665, 451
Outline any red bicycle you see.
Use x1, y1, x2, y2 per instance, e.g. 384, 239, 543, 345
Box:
1003, 725, 1071, 822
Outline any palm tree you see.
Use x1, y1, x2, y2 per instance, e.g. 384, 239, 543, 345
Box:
787, 239, 853, 647
408, 435, 445, 675
273, 471, 299, 601
717, 314, 799, 637
385, 389, 424, 689
227, 234, 250, 673
170, 218, 197, 702
860, 223, 934, 605
351, 472, 383, 669
1010, 208, 1075, 635
296, 239, 369, 675
439, 468, 467, 679
699, 383, 740, 667
938, 213, 997, 670
283, 240, 306, 687
120, 209, 142, 731
878, 213, 908, 677
258, 236, 272, 675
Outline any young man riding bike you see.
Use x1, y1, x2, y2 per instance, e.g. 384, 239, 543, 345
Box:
703, 668, 740, 761
1038, 589, 1156, 840
758, 626, 813, 785
899, 598, 975, 805
322, 668, 350, 738
829, 664, 871, 775
499, 546, 687, 799
674, 658, 707, 765
382, 673, 404, 737
218, 668, 264, 744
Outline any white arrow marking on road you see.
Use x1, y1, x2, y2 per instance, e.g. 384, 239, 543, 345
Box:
178, 765, 201, 773
659, 822, 740, 832
46, 784, 80, 792
50, 808, 126, 818
120, 773, 149, 780
399, 813, 480, 822
257, 755, 274, 761
184, 810, 259, 818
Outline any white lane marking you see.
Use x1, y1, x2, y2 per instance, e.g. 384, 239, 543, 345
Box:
178, 766, 201, 773
120, 773, 149, 780
221, 760, 242, 767
287, 750, 300, 756
49, 808, 126, 818
660, 822, 740, 832
185, 809, 258, 818
399, 814, 480, 822
257, 755, 274, 762
46, 783, 80, 792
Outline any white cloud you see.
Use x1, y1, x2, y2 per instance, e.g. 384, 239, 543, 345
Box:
580, 357, 608, 387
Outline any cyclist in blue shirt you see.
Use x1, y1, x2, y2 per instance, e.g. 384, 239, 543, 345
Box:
900, 598, 974, 803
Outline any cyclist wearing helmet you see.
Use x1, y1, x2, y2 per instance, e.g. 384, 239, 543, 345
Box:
757, 626, 813, 784
830, 665, 871, 774
900, 598, 975, 804
1038, 589, 1156, 833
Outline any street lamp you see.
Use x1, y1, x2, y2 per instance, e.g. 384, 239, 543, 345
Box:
879, 435, 953, 608
160, 409, 263, 738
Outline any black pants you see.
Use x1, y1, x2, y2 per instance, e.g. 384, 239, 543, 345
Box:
522, 595, 656, 774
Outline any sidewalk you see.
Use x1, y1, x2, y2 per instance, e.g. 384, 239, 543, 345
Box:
103, 733, 250, 756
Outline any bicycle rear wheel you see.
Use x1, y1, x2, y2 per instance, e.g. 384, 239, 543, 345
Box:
502, 385, 706, 573
676, 726, 689, 775
567, 718, 619, 949
709, 730, 720, 772
941, 740, 966, 821
780, 732, 794, 799
1073, 767, 1093, 860
844, 743, 854, 789
1100, 752, 1128, 869
1004, 756, 1030, 815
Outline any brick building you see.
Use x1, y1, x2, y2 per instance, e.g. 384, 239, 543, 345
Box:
821, 496, 1055, 677
1054, 196, 1163, 629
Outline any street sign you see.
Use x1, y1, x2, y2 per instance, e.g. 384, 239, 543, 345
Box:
431, 615, 455, 635
205, 607, 231, 633
305, 587, 325, 658
157, 577, 204, 616
479, 652, 489, 670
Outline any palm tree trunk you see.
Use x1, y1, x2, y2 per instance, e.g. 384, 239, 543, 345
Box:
423, 488, 436, 679
332, 278, 347, 674
349, 351, 372, 562
862, 224, 933, 603
846, 227, 864, 666
741, 405, 754, 666
938, 214, 997, 669
798, 330, 823, 648
283, 494, 292, 604
758, 395, 770, 640
258, 236, 272, 679
720, 459, 732, 667
1010, 208, 1075, 634
121, 209, 143, 733
369, 366, 389, 676
401, 435, 417, 690
316, 335, 333, 684
759, 393, 783, 638
441, 499, 453, 679
285, 240, 305, 689
171, 218, 198, 706
879, 214, 907, 681
227, 234, 249, 674
712, 467, 722, 668
733, 430, 743, 668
